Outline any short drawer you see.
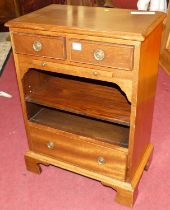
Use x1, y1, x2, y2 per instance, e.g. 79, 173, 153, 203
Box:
29, 123, 127, 181
69, 39, 134, 70
12, 33, 66, 59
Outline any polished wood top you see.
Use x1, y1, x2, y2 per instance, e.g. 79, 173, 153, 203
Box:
6, 4, 165, 41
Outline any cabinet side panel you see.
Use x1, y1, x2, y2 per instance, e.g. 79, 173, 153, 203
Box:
9, 31, 34, 148
127, 24, 163, 180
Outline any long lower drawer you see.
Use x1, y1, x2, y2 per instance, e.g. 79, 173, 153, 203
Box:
28, 123, 127, 181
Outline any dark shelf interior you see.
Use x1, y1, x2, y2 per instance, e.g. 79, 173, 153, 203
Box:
27, 103, 129, 148
23, 69, 131, 126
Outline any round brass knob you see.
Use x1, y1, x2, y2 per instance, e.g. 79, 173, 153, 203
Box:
93, 71, 99, 76
41, 62, 47, 67
94, 49, 105, 61
33, 41, 42, 52
97, 156, 105, 165
47, 141, 54, 149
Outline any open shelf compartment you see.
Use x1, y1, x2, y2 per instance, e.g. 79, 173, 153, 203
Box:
27, 103, 129, 148
23, 69, 131, 126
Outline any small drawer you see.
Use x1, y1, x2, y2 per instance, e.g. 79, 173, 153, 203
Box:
31, 59, 113, 80
29, 123, 127, 181
69, 39, 134, 70
12, 33, 66, 60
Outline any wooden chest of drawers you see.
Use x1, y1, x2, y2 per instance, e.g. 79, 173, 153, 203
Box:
6, 5, 165, 207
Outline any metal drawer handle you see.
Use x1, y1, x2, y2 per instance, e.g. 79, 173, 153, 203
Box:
47, 141, 55, 149
93, 71, 99, 76
94, 49, 105, 61
33, 41, 42, 52
97, 156, 105, 165
41, 62, 47, 67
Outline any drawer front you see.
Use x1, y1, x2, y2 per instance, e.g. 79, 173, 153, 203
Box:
29, 124, 127, 181
69, 39, 134, 70
13, 33, 66, 59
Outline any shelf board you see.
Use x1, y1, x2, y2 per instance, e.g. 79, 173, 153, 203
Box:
25, 72, 131, 126
30, 107, 129, 148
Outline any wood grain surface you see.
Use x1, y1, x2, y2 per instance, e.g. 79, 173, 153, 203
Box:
23, 70, 131, 125
29, 122, 127, 180
6, 5, 165, 207
29, 106, 129, 147
6, 5, 166, 41
69, 39, 134, 70
13, 33, 66, 60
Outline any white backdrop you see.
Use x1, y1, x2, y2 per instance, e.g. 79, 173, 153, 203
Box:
137, 0, 167, 12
